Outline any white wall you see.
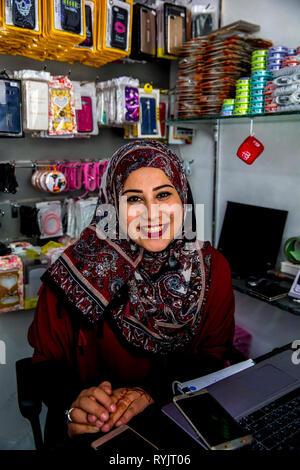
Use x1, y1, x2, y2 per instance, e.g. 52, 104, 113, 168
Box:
180, 0, 300, 268
221, 0, 300, 47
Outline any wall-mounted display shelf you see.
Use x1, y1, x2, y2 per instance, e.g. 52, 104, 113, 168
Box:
167, 110, 300, 129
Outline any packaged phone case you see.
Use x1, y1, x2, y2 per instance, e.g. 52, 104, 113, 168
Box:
76, 96, 93, 132
138, 87, 161, 138
0, 255, 24, 313
0, 78, 23, 137
47, 0, 86, 43
78, 0, 94, 49
96, 77, 139, 126
101, 0, 132, 53
48, 76, 77, 135
130, 3, 156, 59
20, 78, 49, 131
159, 92, 169, 140
157, 2, 186, 59
72, 80, 98, 135
4, 0, 41, 34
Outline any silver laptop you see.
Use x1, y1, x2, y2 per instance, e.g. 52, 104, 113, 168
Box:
163, 344, 300, 450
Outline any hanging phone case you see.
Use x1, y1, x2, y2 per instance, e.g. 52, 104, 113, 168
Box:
140, 6, 156, 56
50, 88, 73, 133
78, 4, 93, 47
110, 4, 129, 50
0, 80, 22, 135
76, 96, 93, 132
159, 101, 167, 138
164, 3, 186, 56
61, 0, 82, 34
125, 86, 139, 122
167, 15, 183, 55
12, 0, 36, 30
140, 96, 157, 135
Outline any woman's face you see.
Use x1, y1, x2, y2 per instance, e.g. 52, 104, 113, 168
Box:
120, 167, 184, 252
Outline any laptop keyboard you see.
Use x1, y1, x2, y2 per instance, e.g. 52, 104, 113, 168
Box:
238, 387, 300, 450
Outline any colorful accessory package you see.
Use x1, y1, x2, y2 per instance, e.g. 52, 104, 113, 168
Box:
48, 76, 77, 135
0, 255, 24, 313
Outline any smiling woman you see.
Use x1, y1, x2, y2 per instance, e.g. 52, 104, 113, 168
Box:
121, 166, 184, 252
28, 139, 235, 449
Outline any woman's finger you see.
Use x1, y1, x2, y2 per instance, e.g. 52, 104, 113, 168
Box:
89, 385, 116, 413
115, 394, 153, 427
69, 407, 102, 426
98, 381, 112, 394
73, 395, 110, 422
101, 394, 132, 432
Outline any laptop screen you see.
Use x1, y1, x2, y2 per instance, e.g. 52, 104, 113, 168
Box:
217, 201, 288, 278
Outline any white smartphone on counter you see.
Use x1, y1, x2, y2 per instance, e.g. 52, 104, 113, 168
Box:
173, 389, 252, 450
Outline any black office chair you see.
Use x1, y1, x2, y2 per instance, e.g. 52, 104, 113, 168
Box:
15, 358, 44, 450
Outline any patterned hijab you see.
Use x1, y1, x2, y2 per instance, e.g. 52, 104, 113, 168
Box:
42, 140, 211, 355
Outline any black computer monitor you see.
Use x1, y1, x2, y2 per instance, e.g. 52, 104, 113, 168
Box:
217, 201, 288, 278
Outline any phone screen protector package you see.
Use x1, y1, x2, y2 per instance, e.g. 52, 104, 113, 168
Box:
138, 88, 161, 139
4, 0, 41, 34
105, 0, 131, 52
72, 80, 98, 135
0, 78, 23, 137
36, 201, 63, 239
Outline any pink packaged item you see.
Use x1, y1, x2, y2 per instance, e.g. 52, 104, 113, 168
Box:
76, 96, 93, 133
0, 255, 24, 313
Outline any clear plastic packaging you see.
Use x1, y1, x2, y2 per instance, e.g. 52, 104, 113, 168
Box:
14, 69, 51, 132
96, 77, 139, 126
36, 201, 63, 239
74, 197, 98, 238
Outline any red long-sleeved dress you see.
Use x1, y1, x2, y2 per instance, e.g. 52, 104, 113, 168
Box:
28, 244, 235, 447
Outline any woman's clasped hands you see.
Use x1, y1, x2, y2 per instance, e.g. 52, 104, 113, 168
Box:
67, 381, 153, 438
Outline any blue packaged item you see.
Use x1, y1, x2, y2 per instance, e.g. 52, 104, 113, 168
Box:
0, 79, 22, 136
140, 97, 157, 135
